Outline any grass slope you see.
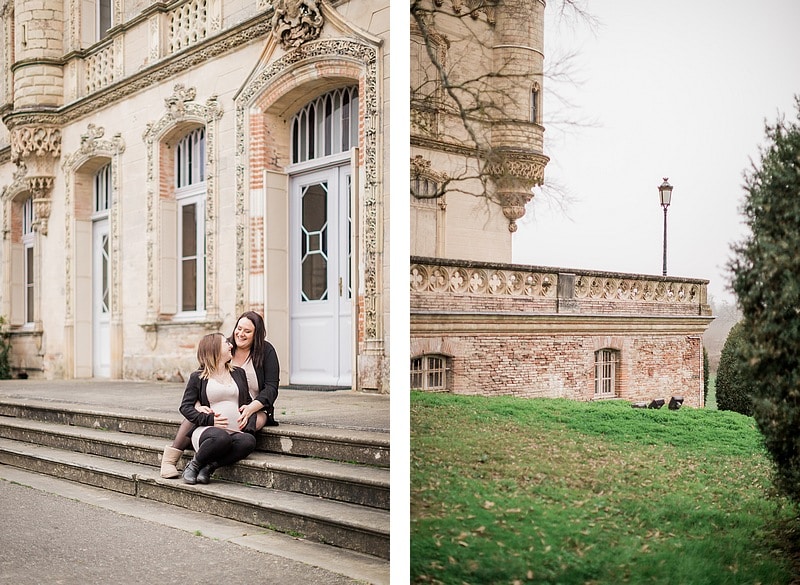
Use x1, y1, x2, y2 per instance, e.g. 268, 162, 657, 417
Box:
411, 392, 794, 585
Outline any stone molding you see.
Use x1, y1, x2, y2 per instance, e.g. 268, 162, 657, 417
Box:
61, 123, 126, 323
142, 84, 224, 340
235, 37, 381, 340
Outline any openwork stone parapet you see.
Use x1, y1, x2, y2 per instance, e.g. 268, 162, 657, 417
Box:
411, 256, 711, 316
411, 259, 557, 298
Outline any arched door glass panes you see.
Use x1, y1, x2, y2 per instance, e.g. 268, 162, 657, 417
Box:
291, 86, 359, 164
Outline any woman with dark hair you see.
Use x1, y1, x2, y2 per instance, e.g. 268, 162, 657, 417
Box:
160, 311, 281, 479
178, 332, 257, 484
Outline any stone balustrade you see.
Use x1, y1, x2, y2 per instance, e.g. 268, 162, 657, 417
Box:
411, 256, 711, 317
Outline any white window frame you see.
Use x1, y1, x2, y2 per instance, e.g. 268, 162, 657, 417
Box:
175, 128, 207, 317
411, 354, 448, 391
22, 197, 34, 324
93, 163, 111, 216
594, 349, 619, 398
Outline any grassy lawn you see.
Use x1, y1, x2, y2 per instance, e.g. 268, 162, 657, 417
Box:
411, 391, 795, 584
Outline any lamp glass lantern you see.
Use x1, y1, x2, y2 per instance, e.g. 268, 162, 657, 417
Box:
659, 178, 673, 207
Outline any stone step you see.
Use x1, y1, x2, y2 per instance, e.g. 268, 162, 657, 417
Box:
0, 399, 389, 467
0, 437, 389, 559
0, 416, 389, 509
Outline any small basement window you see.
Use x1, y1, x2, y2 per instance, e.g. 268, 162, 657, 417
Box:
411, 354, 449, 391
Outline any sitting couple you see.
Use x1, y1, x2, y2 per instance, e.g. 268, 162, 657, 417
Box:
160, 311, 280, 484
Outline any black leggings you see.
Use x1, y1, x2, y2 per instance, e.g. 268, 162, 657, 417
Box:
193, 428, 256, 467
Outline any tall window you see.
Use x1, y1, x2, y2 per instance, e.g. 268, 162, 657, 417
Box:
411, 354, 448, 391
594, 349, 619, 397
530, 86, 540, 124
22, 197, 34, 324
175, 128, 206, 313
94, 163, 111, 214
94, 164, 111, 316
98, 0, 112, 39
291, 86, 359, 164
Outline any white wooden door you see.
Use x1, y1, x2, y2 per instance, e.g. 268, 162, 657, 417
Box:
92, 218, 111, 378
290, 165, 352, 386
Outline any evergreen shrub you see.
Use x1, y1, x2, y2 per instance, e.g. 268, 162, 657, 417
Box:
714, 323, 751, 415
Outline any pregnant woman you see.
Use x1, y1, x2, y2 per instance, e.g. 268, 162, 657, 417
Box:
178, 332, 257, 485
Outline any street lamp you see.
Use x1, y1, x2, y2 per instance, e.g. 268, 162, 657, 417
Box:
658, 178, 673, 276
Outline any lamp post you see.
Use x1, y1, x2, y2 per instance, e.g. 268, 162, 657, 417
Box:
658, 178, 673, 276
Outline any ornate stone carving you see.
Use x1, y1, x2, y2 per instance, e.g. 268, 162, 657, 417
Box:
412, 259, 706, 307
142, 85, 224, 328
10, 126, 62, 163
62, 123, 126, 323
486, 151, 548, 232
28, 177, 54, 235
235, 38, 381, 339
271, 0, 324, 49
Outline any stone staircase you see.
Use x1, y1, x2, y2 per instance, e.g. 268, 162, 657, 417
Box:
0, 397, 390, 565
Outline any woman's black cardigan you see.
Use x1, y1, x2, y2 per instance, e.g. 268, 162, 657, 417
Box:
179, 368, 256, 434
244, 341, 280, 410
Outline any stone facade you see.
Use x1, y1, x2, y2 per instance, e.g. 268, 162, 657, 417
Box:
0, 0, 391, 392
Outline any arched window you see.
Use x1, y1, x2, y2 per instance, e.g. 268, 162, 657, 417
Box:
93, 163, 112, 215
291, 86, 359, 164
175, 127, 206, 313
594, 349, 620, 398
411, 354, 450, 391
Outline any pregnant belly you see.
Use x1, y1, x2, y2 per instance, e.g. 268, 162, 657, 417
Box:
213, 401, 240, 432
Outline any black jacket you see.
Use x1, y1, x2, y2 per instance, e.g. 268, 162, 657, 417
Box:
250, 341, 280, 409
178, 368, 256, 434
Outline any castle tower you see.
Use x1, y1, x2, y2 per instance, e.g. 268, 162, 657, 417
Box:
410, 0, 549, 262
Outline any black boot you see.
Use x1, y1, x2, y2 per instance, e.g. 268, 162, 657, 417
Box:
265, 407, 279, 427
197, 462, 218, 484
183, 459, 202, 484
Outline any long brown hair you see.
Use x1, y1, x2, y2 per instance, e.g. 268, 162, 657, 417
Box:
196, 332, 231, 380
229, 311, 268, 371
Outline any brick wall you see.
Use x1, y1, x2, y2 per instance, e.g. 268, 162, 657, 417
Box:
411, 257, 713, 407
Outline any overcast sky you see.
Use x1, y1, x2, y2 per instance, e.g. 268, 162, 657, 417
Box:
512, 0, 800, 305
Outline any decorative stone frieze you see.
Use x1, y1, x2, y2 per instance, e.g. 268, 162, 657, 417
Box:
271, 0, 324, 49
411, 261, 556, 298
411, 257, 710, 309
10, 126, 62, 164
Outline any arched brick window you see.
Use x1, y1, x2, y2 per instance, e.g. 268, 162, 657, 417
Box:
594, 348, 620, 398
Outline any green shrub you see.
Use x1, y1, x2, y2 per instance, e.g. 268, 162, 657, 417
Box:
715, 322, 752, 416
729, 96, 800, 504
0, 316, 11, 380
